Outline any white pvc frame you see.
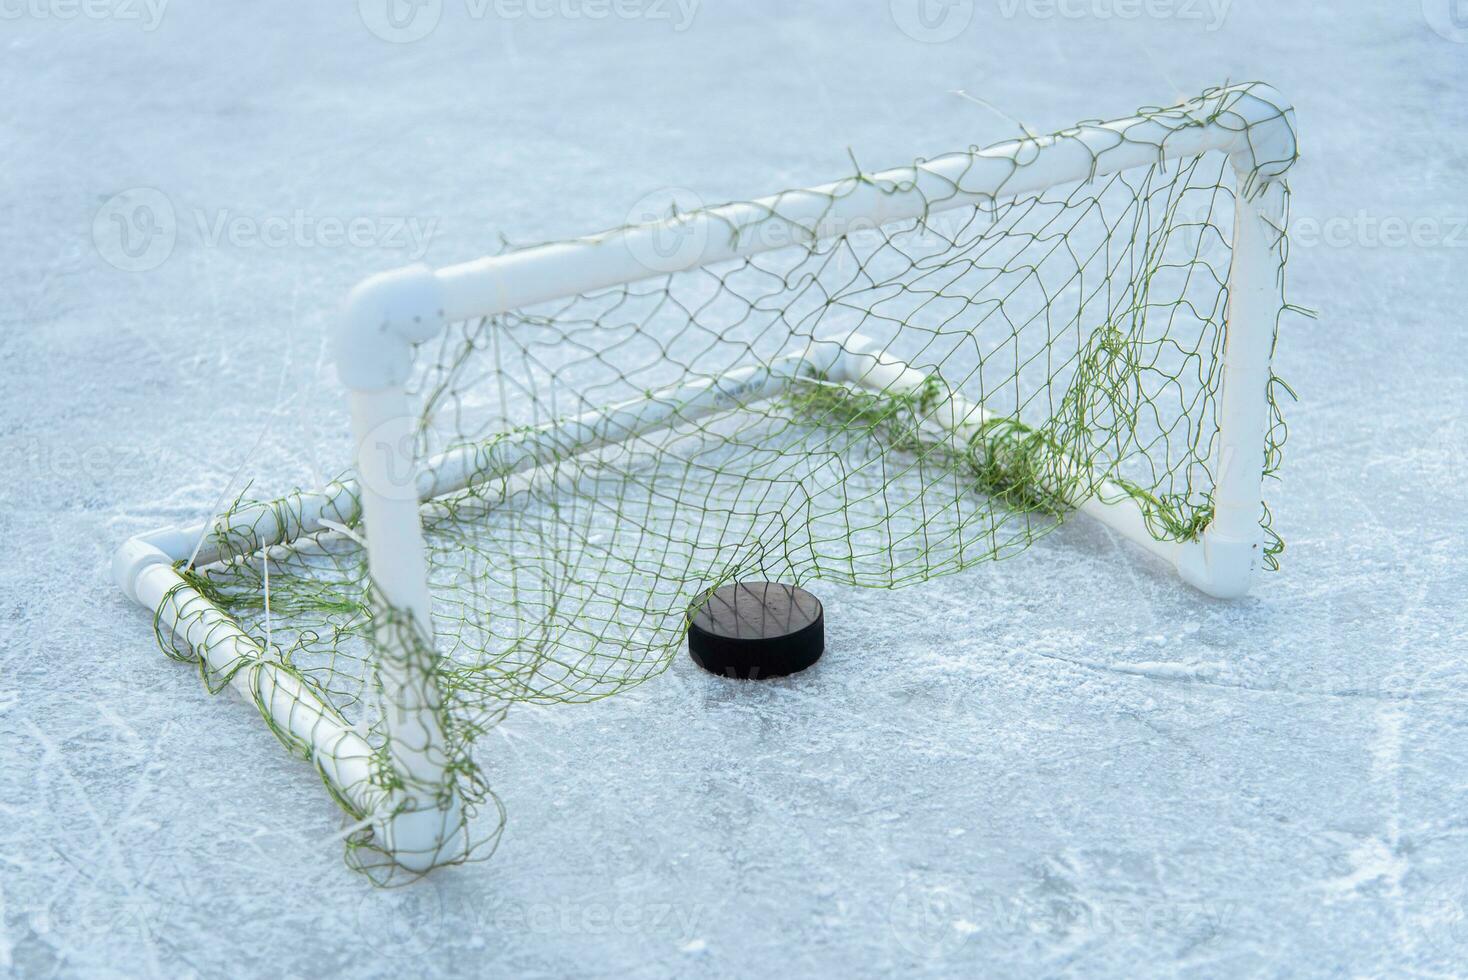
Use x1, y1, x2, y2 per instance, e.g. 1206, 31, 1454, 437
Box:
115, 82, 1296, 871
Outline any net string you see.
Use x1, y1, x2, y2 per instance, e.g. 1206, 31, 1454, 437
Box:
154, 84, 1298, 880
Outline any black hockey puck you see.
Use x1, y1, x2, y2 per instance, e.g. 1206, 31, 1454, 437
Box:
687, 581, 824, 679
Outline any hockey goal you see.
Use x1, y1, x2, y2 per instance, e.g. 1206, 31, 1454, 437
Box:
114, 82, 1298, 877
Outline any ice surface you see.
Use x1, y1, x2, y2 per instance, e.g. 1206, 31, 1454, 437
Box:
3, 1, 1467, 976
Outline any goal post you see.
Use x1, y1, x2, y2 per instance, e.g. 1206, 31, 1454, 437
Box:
114, 81, 1298, 876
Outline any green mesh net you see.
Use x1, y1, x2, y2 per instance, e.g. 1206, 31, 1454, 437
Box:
154, 84, 1297, 880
